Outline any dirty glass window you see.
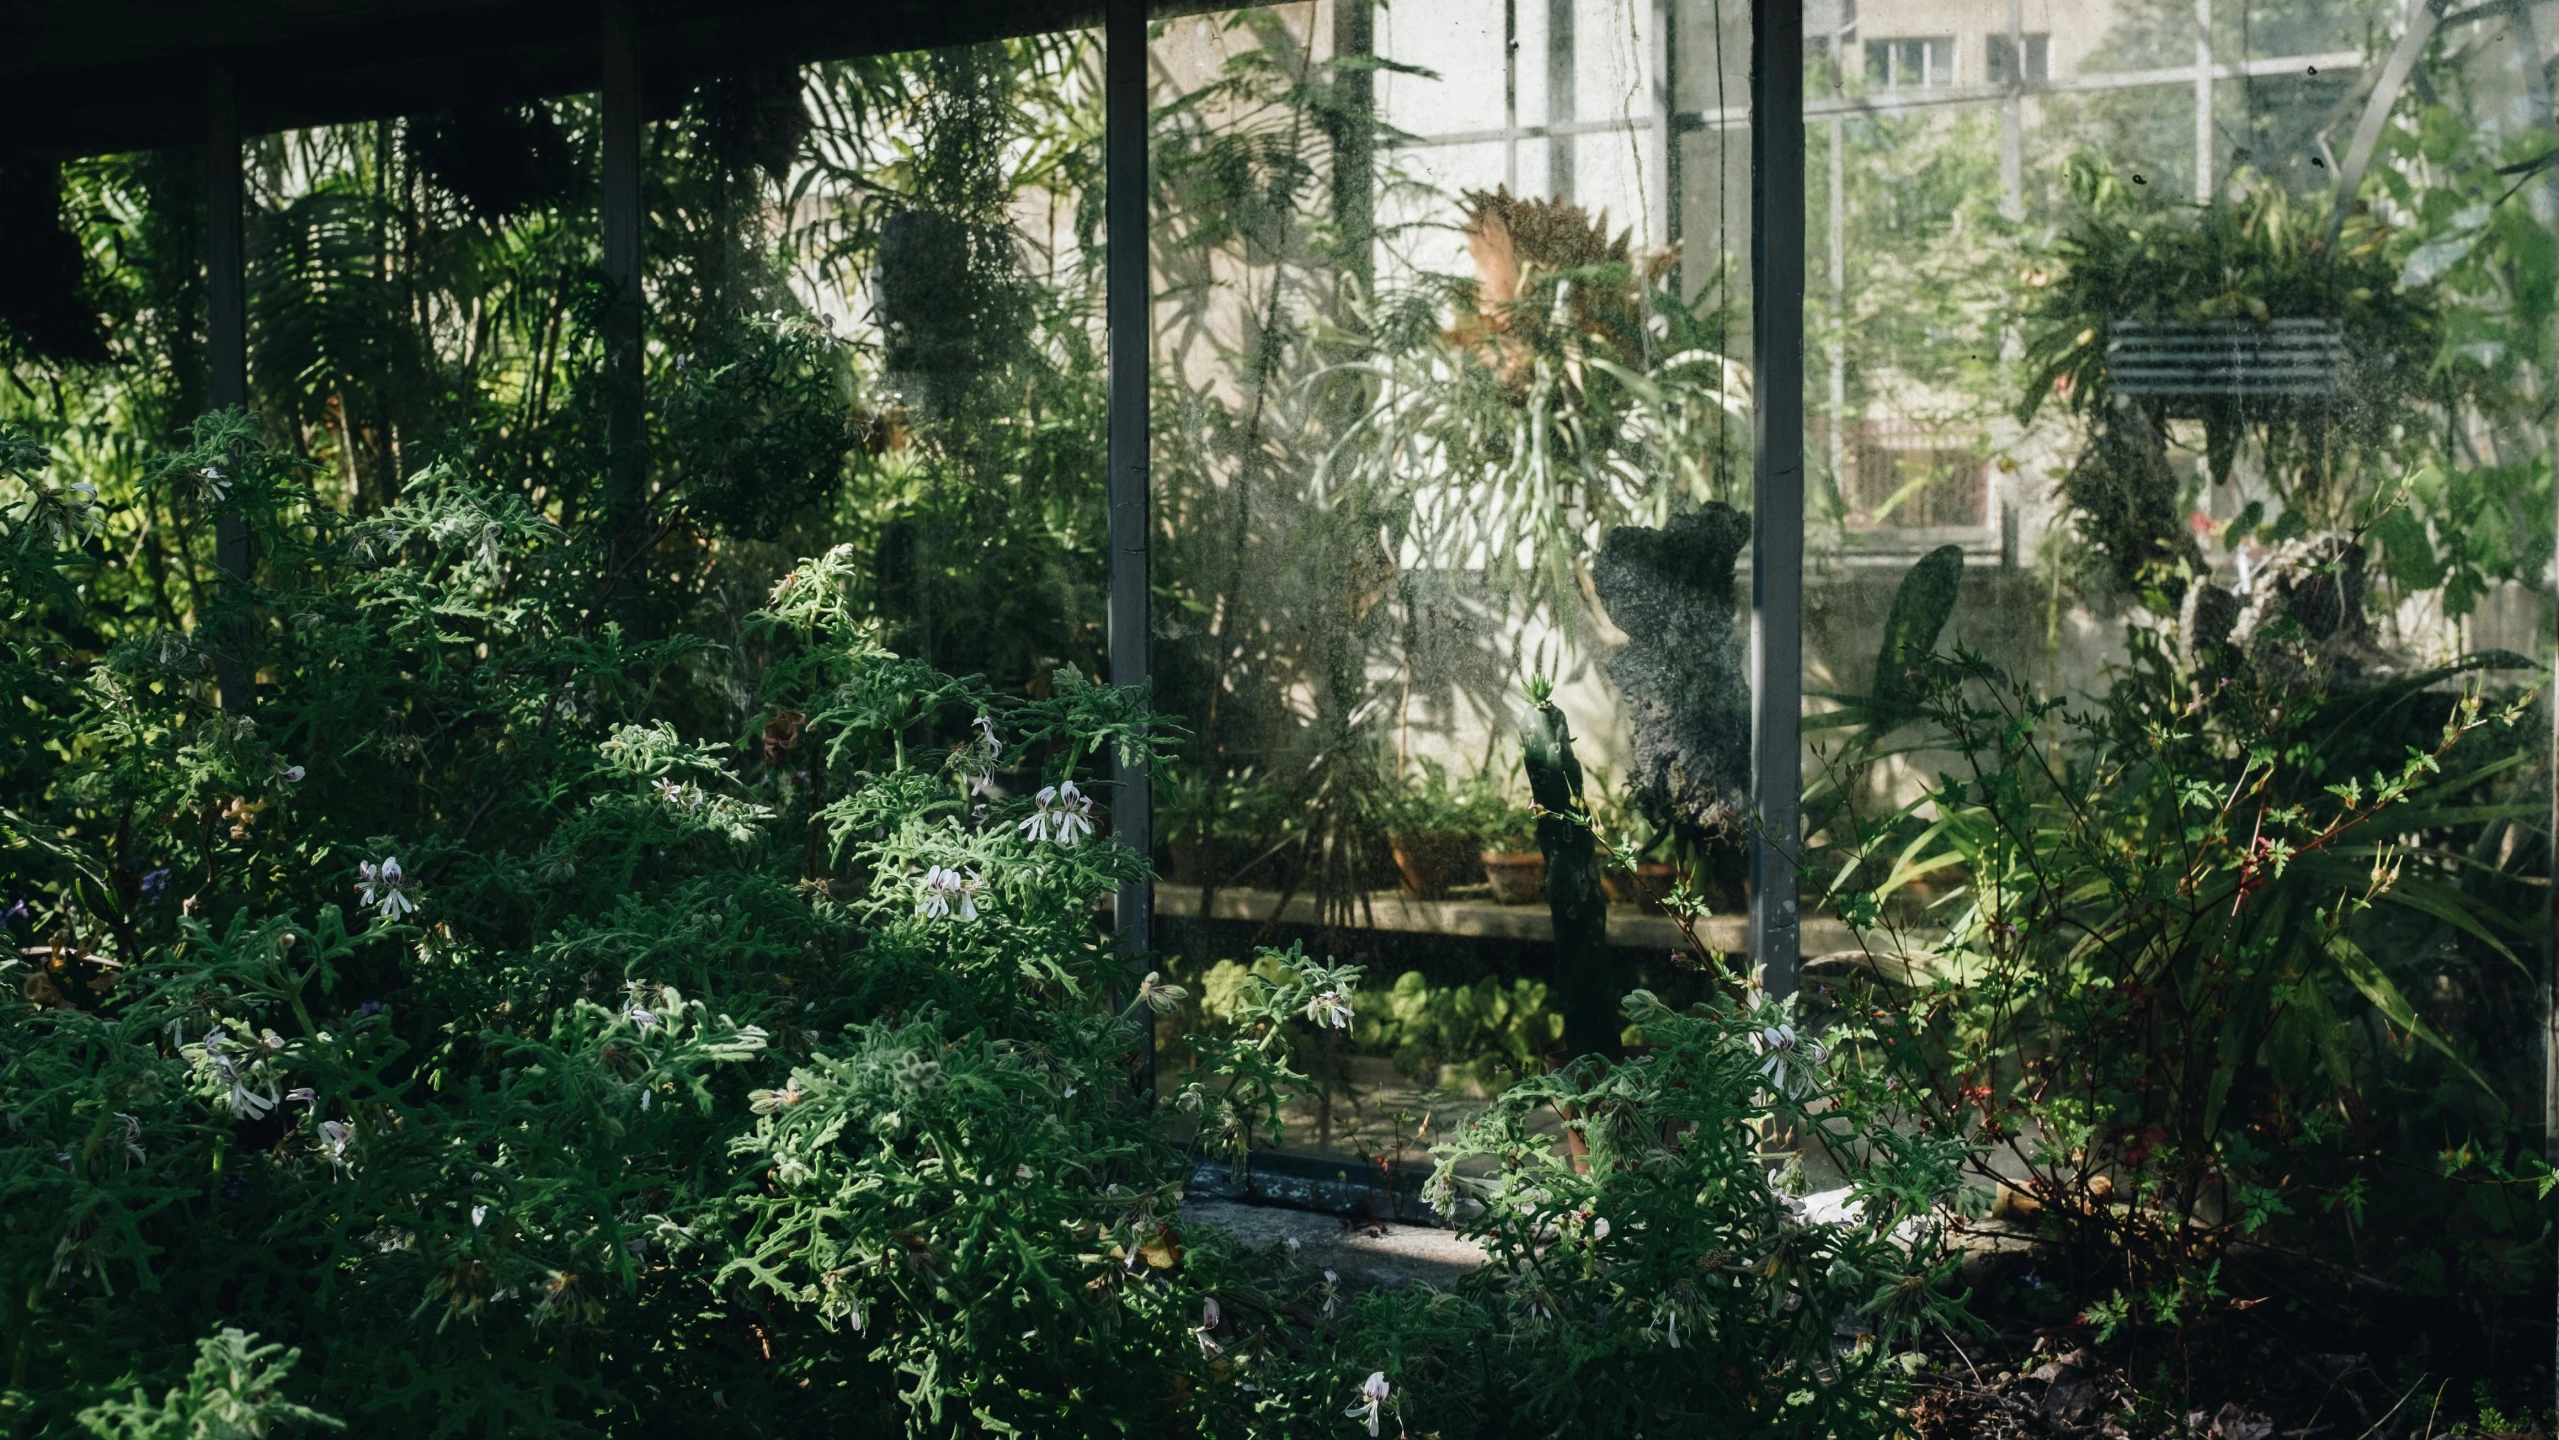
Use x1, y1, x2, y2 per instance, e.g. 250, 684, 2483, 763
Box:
1147, 0, 1756, 1193
1798, 0, 2555, 1250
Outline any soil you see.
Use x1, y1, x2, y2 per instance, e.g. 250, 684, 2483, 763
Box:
1905, 1241, 2553, 1439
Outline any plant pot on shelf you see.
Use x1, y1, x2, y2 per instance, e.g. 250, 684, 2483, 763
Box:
1390, 830, 1478, 900
1166, 831, 1203, 886
1601, 862, 1679, 911
1480, 851, 1547, 905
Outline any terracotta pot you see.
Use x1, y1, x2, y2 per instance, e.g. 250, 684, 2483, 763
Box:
1390, 830, 1477, 900
1166, 832, 1202, 886
1601, 862, 1679, 911
1480, 850, 1547, 905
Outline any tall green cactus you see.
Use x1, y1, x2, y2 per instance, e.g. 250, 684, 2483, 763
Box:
1519, 678, 1618, 1060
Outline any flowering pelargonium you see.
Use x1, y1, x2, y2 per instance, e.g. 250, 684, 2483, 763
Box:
1017, 780, 1095, 847
356, 857, 417, 920
182, 1023, 288, 1121
1753, 1020, 1828, 1096
1346, 1372, 1395, 1436
1304, 988, 1355, 1030
915, 864, 983, 921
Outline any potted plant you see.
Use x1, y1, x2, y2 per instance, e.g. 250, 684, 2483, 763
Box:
1475, 790, 1545, 904
1383, 760, 1488, 899
1586, 770, 1678, 911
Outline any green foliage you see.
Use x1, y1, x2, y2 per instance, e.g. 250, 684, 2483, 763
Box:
1346, 990, 1968, 1438
1351, 970, 1564, 1088
0, 416, 1286, 1437
1380, 758, 1529, 851
1811, 613, 2547, 1319
1178, 945, 1366, 1165
76, 1329, 342, 1439
2017, 160, 2437, 593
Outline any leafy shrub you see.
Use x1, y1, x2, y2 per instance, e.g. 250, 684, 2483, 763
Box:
74, 1329, 340, 1440
1811, 622, 2546, 1323
1327, 990, 1967, 1438
1352, 970, 1565, 1089
0, 419, 1259, 1437
1, 414, 1945, 1440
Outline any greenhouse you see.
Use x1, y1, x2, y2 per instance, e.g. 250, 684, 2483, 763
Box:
1, 0, 2554, 1434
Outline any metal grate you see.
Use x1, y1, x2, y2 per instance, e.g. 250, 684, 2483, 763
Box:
2106, 318, 2346, 397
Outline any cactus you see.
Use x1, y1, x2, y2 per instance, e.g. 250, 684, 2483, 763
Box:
1519, 678, 1619, 1060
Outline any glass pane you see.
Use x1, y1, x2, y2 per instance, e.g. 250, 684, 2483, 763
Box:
1151, 0, 1753, 1192
1801, 0, 2554, 1313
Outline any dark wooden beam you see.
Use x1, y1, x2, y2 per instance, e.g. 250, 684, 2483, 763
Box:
0, 0, 1163, 160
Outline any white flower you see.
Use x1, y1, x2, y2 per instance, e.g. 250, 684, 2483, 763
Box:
916, 866, 981, 921
285, 1087, 318, 1106
281, 765, 306, 784
1135, 971, 1188, 1014
972, 715, 1001, 758
1017, 790, 1056, 843
1347, 1372, 1393, 1436
115, 1112, 144, 1164
1020, 782, 1096, 846
357, 857, 417, 920
1591, 1217, 1611, 1241
197, 464, 228, 502
227, 1080, 278, 1119
1050, 781, 1094, 845
626, 1007, 661, 1035
1305, 989, 1355, 1030
1755, 1023, 1823, 1094
653, 777, 705, 810
1192, 1297, 1222, 1355
317, 1119, 351, 1169
471, 1205, 488, 1227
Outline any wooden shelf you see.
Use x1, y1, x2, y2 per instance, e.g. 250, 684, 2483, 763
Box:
1153, 884, 1858, 957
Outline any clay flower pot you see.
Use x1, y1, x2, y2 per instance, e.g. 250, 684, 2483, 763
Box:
1480, 850, 1547, 905
1390, 830, 1478, 900
1601, 862, 1678, 911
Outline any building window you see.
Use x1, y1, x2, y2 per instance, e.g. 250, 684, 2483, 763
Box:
1987, 32, 2050, 86
1865, 36, 1954, 89
1845, 418, 1987, 529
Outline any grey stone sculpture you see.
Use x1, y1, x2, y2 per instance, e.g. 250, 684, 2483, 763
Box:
1589, 503, 1754, 837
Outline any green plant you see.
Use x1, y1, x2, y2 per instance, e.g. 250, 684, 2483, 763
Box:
1176, 945, 1366, 1167
1811, 614, 2546, 1323
2017, 158, 2440, 597
1327, 989, 1968, 1438
74, 1329, 342, 1439
1520, 676, 1614, 1060
1352, 970, 1564, 1088
0, 418, 1319, 1437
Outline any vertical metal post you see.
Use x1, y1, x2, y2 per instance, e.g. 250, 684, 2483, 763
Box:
1649, 0, 1675, 253
1332, 0, 1377, 295
1824, 5, 1845, 508
2193, 0, 2213, 202
1504, 0, 1520, 193
1547, 0, 1576, 199
1106, 0, 1155, 1014
601, 0, 645, 608
205, 59, 253, 712
1999, 0, 2023, 211
1749, 0, 1804, 996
